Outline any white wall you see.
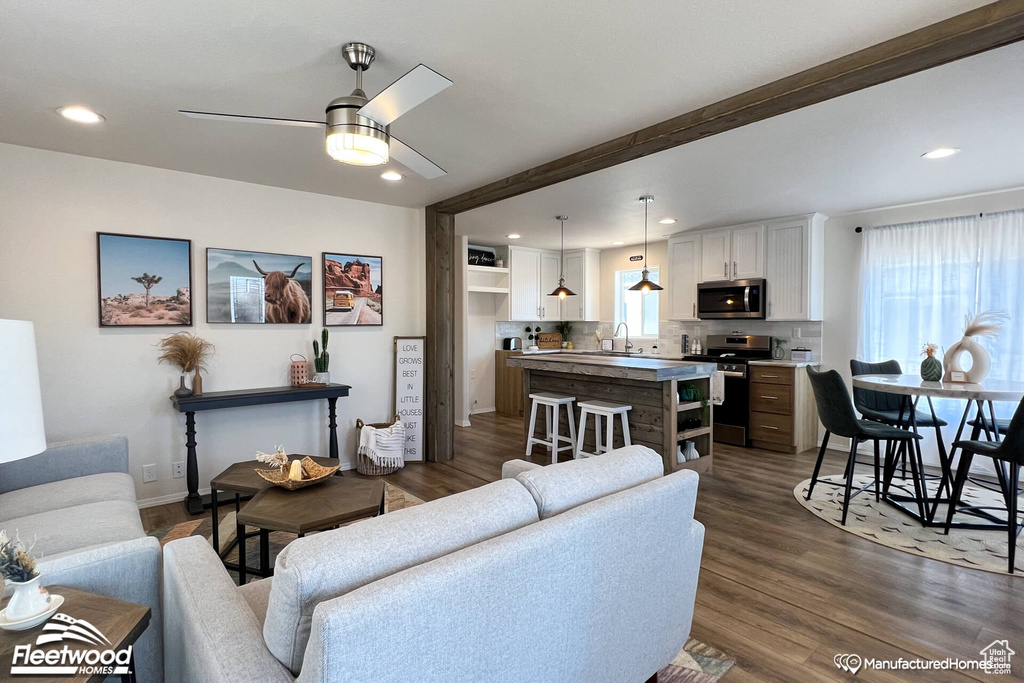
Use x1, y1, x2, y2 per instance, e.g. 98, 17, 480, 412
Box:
823, 186, 1024, 464
0, 143, 425, 506
467, 294, 498, 414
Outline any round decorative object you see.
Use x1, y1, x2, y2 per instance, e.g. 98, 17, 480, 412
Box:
290, 354, 310, 386
4, 576, 49, 621
0, 594, 63, 631
920, 354, 943, 382
943, 337, 991, 383
254, 456, 340, 490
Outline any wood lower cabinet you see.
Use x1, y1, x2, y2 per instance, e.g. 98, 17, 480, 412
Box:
748, 365, 818, 453
495, 350, 524, 416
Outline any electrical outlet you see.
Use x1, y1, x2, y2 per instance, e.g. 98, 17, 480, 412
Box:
142, 464, 157, 483
172, 462, 185, 479
793, 327, 802, 339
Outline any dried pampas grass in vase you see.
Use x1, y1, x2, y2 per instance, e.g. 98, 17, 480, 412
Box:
158, 332, 215, 397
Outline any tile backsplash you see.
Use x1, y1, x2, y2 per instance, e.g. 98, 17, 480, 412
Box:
495, 321, 601, 349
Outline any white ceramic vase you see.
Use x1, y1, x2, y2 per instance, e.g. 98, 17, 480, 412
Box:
943, 337, 991, 384
5, 576, 50, 620
683, 440, 700, 462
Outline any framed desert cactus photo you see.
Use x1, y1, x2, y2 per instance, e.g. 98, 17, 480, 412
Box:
97, 232, 193, 327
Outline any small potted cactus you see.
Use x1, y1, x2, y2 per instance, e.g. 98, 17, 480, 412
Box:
312, 328, 331, 383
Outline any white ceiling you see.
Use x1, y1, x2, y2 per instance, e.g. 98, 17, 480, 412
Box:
459, 41, 1024, 250
0, 0, 991, 210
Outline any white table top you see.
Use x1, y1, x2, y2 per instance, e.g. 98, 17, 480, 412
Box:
852, 374, 1024, 402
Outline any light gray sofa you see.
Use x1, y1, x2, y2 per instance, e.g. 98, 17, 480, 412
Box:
0, 436, 162, 682
163, 445, 704, 683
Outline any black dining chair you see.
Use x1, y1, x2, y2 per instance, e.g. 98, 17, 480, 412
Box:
805, 367, 923, 525
944, 397, 1024, 573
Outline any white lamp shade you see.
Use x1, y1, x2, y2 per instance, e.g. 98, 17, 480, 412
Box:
0, 320, 47, 462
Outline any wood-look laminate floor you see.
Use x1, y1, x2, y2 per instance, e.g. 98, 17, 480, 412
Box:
142, 411, 1022, 681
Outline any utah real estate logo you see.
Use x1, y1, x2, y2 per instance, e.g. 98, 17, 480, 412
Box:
10, 612, 134, 677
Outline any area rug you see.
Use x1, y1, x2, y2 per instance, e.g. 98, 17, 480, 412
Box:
795, 474, 1023, 575
148, 482, 423, 582
660, 639, 734, 682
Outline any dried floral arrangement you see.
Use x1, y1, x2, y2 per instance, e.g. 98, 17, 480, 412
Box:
157, 332, 215, 373
255, 445, 289, 469
961, 310, 1008, 339
0, 531, 38, 583
921, 342, 940, 357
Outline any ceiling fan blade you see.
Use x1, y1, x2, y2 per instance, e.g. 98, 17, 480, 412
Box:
357, 64, 452, 127
179, 110, 325, 128
390, 137, 446, 179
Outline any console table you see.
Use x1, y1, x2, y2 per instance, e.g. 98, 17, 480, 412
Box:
170, 384, 351, 514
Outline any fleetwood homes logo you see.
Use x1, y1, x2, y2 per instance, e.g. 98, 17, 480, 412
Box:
11, 613, 133, 677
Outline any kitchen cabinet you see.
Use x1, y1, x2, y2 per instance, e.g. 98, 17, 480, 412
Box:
495, 350, 524, 416
765, 213, 825, 321
748, 364, 819, 454
667, 234, 701, 320
698, 224, 763, 282
509, 246, 565, 321
540, 252, 561, 321
560, 248, 601, 321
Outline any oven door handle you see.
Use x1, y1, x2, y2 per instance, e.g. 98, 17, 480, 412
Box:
719, 370, 746, 378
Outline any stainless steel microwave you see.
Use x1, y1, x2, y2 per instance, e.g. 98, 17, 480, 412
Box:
697, 279, 766, 319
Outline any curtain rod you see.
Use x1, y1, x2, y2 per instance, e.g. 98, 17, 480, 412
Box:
855, 212, 986, 233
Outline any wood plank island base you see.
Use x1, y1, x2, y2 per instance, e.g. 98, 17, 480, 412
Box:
506, 354, 718, 473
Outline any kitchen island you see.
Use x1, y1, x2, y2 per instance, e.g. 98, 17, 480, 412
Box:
505, 353, 718, 474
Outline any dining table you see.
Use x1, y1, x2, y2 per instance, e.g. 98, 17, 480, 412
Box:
851, 373, 1024, 528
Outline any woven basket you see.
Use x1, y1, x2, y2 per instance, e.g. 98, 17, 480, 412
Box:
356, 415, 403, 475
254, 456, 340, 490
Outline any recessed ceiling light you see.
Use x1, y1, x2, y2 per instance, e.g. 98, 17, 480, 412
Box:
507, 234, 521, 239
58, 106, 104, 124
921, 147, 960, 159
658, 218, 676, 225
611, 241, 625, 246
380, 171, 403, 181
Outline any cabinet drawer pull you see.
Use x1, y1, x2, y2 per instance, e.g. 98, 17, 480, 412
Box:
760, 425, 779, 430
761, 374, 779, 378
760, 395, 779, 400
692, 303, 696, 317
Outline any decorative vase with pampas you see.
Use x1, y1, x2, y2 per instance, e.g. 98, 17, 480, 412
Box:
157, 332, 215, 396
942, 311, 1007, 383
920, 343, 942, 382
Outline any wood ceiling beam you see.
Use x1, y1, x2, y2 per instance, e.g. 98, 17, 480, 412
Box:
435, 0, 1024, 215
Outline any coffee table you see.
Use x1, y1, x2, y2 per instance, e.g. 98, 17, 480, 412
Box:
209, 456, 340, 577
235, 476, 385, 584
0, 586, 150, 682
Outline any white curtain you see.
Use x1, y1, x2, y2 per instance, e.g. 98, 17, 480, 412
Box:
858, 209, 1024, 422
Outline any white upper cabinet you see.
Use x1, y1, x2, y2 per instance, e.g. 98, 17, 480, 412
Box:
559, 249, 601, 321
698, 225, 763, 281
700, 229, 731, 282
509, 247, 542, 320
667, 234, 701, 321
731, 224, 765, 280
765, 213, 826, 321
540, 251, 562, 321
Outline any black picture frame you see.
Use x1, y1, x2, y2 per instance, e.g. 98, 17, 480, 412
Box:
96, 232, 193, 327
323, 252, 384, 327
206, 247, 314, 324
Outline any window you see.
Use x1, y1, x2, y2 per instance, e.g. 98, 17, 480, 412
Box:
858, 209, 1024, 421
615, 267, 660, 337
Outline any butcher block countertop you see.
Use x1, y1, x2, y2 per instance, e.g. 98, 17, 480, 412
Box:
506, 353, 717, 382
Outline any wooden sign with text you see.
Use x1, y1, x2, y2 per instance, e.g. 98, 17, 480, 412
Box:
394, 337, 425, 462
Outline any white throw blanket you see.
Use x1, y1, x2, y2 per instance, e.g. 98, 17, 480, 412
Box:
358, 420, 406, 468
711, 371, 726, 406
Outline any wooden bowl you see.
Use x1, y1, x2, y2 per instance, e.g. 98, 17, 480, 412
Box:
254, 456, 340, 490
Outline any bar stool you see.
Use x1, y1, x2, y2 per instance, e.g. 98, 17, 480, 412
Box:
526, 393, 577, 464
576, 400, 632, 457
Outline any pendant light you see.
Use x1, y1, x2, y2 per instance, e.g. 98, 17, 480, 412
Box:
549, 215, 577, 299
629, 195, 664, 294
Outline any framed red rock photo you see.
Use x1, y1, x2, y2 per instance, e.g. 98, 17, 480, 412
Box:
323, 253, 383, 326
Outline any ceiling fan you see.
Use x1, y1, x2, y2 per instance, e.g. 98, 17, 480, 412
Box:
179, 42, 452, 178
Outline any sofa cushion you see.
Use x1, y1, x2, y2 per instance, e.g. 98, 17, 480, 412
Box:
264, 478, 539, 674
0, 436, 129, 495
1, 500, 144, 559
238, 578, 272, 628
515, 444, 665, 519
501, 459, 543, 479
0, 472, 136, 521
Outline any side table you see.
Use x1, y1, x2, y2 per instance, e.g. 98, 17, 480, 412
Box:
0, 586, 150, 683
235, 477, 385, 584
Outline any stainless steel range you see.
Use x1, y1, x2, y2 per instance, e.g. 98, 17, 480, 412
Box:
684, 335, 772, 446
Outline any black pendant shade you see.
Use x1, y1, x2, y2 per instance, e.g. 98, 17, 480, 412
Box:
549, 215, 577, 298
628, 196, 663, 293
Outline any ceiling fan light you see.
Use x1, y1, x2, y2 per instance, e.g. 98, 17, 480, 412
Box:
326, 131, 389, 166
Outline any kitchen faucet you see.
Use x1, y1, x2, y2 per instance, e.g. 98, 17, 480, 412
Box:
614, 322, 633, 353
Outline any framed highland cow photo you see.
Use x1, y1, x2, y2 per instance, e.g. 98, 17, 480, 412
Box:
207, 248, 313, 324
97, 232, 193, 327
323, 253, 383, 326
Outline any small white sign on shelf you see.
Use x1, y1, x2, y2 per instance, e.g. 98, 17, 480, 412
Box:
394, 337, 425, 462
